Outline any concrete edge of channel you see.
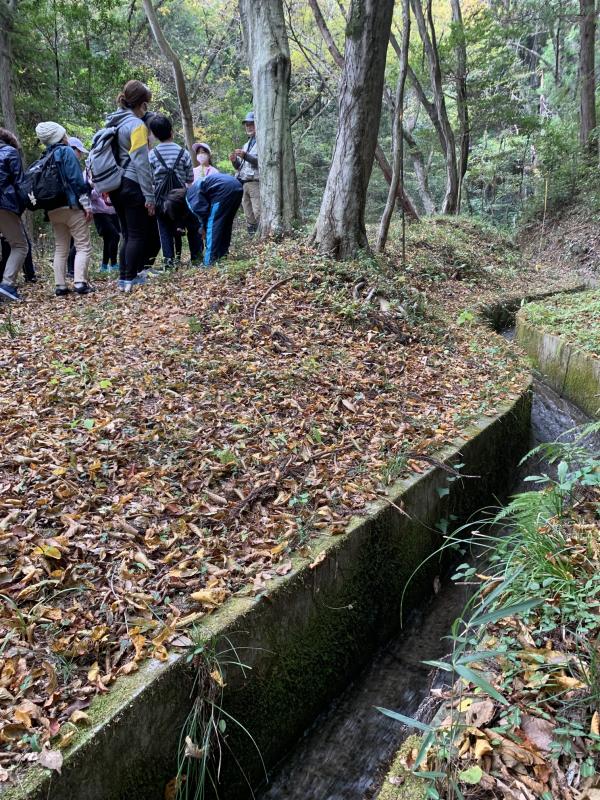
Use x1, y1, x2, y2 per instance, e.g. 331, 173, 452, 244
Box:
1, 383, 533, 800
516, 312, 600, 419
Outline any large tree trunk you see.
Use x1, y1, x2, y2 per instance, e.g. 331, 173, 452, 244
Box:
313, 0, 396, 258
579, 0, 597, 155
309, 0, 419, 221
450, 0, 469, 209
377, 0, 410, 252
0, 0, 18, 133
410, 0, 459, 213
239, 0, 298, 237
142, 0, 196, 163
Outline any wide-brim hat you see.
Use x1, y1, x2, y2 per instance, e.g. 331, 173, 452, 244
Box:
192, 142, 211, 156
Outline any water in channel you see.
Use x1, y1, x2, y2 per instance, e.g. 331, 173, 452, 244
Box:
258, 367, 598, 800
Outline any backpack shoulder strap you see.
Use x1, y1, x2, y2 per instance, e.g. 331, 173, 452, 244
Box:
154, 149, 169, 170
173, 149, 184, 169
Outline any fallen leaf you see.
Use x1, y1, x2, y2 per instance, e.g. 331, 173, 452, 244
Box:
38, 749, 63, 774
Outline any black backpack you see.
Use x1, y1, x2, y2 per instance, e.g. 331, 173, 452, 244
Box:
20, 148, 68, 211
154, 149, 185, 212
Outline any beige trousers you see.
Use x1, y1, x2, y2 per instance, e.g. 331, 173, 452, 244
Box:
48, 207, 92, 286
0, 209, 28, 287
242, 181, 261, 227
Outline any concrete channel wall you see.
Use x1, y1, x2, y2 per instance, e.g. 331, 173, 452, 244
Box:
516, 313, 600, 419
2, 388, 532, 800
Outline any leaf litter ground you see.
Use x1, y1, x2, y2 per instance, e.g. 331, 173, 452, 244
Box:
0, 218, 585, 782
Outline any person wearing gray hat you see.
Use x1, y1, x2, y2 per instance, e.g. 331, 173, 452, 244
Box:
229, 110, 260, 234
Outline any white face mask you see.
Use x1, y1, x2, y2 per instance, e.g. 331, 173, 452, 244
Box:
198, 152, 209, 165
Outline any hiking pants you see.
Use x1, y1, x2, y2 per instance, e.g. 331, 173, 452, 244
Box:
0, 230, 36, 282
94, 213, 121, 266
241, 180, 260, 227
48, 207, 92, 286
204, 188, 243, 266
0, 210, 28, 286
110, 178, 157, 281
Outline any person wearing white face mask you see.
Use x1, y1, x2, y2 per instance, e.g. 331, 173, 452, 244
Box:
192, 143, 218, 182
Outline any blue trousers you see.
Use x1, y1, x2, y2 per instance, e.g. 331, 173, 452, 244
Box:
203, 189, 243, 266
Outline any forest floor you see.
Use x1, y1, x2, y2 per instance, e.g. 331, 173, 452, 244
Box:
0, 215, 593, 782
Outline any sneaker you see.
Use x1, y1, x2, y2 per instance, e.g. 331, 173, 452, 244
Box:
55, 285, 70, 297
0, 283, 22, 302
74, 282, 95, 295
132, 273, 147, 285
247, 223, 258, 236
121, 280, 134, 294
24, 275, 38, 284
117, 279, 126, 291
100, 263, 110, 273
109, 263, 120, 272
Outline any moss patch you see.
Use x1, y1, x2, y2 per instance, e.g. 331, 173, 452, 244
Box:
376, 736, 426, 800
520, 289, 600, 355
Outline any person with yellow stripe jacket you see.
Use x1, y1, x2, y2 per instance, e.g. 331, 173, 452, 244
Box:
106, 80, 159, 292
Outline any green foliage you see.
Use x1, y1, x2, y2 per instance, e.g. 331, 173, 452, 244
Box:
520, 290, 600, 354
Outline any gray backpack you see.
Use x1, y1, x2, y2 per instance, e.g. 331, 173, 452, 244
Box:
88, 122, 130, 193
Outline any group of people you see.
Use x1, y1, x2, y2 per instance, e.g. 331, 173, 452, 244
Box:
0, 79, 261, 302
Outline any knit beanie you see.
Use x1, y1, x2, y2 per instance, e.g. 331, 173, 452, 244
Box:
35, 121, 67, 146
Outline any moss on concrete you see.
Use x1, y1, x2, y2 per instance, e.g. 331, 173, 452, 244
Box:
520, 289, 600, 354
376, 737, 427, 800
516, 313, 600, 418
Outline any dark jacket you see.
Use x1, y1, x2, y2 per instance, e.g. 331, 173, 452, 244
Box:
186, 173, 243, 226
0, 143, 25, 215
46, 144, 90, 209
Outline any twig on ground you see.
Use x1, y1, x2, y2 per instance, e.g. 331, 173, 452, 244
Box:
253, 274, 297, 320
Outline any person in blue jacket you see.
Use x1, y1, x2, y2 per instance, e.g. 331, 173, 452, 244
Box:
0, 127, 27, 302
165, 173, 242, 266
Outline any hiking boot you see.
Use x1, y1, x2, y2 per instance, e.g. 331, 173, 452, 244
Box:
0, 283, 22, 302
100, 263, 110, 273
55, 285, 70, 297
247, 223, 258, 236
74, 282, 95, 295
24, 275, 38, 284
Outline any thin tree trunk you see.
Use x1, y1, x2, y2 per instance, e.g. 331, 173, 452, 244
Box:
239, 0, 298, 237
142, 0, 196, 163
403, 126, 436, 214
579, 0, 596, 155
377, 0, 411, 252
309, 0, 419, 221
410, 0, 459, 213
0, 0, 18, 133
313, 0, 397, 258
450, 0, 469, 210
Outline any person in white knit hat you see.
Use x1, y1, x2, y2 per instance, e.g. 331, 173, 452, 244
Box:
35, 121, 93, 296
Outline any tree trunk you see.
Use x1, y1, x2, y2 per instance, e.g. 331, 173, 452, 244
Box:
579, 0, 596, 155
309, 0, 419, 234
377, 0, 410, 252
450, 0, 469, 210
410, 0, 459, 213
239, 0, 298, 237
313, 0, 396, 258
403, 126, 436, 214
142, 0, 196, 163
0, 0, 18, 133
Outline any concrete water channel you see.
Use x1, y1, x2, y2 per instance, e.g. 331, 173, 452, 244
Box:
257, 356, 599, 800
5, 298, 597, 800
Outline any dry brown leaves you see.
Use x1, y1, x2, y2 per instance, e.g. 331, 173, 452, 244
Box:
0, 238, 530, 779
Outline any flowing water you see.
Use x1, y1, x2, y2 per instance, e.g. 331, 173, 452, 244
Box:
258, 357, 598, 800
